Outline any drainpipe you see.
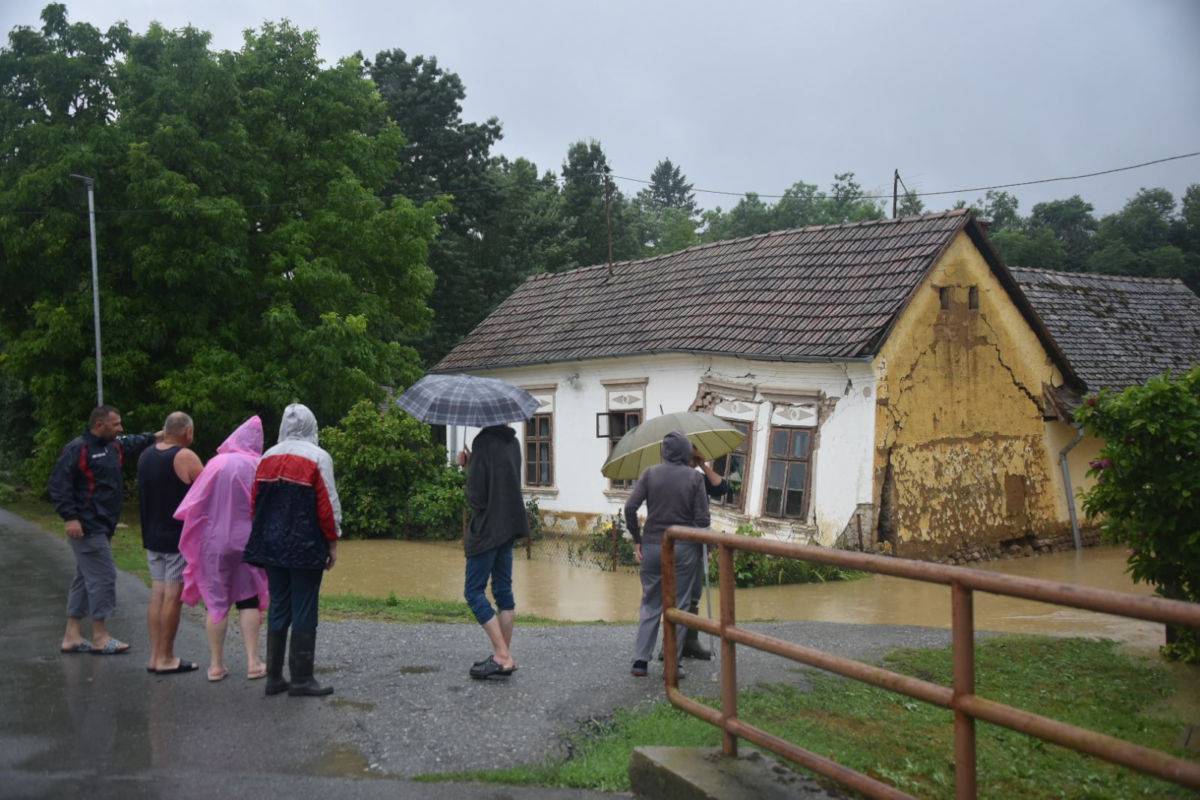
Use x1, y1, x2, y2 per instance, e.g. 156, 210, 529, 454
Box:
1058, 424, 1086, 551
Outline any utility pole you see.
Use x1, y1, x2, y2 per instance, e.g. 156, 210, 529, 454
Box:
892, 169, 899, 219
604, 171, 614, 280
70, 174, 104, 405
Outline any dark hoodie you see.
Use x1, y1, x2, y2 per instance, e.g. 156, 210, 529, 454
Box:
465, 425, 530, 557
624, 431, 711, 545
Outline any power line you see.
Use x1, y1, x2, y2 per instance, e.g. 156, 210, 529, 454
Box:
608, 150, 1200, 201
1, 150, 1197, 217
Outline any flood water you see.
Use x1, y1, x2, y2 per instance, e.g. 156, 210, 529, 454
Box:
323, 541, 1162, 648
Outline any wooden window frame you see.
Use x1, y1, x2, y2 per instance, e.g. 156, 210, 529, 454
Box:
606, 409, 642, 490
524, 413, 554, 488
760, 425, 815, 520
712, 417, 753, 512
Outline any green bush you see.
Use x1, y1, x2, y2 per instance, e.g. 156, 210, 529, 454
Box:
525, 497, 545, 541
323, 400, 465, 539
707, 524, 862, 587
1076, 366, 1200, 663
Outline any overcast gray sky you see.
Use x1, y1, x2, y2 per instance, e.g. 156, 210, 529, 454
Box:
4, 0, 1199, 216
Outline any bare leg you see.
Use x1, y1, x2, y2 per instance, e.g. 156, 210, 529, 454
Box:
91, 618, 112, 649
62, 617, 87, 650
154, 583, 184, 670
481, 617, 514, 670
147, 582, 164, 669
239, 608, 265, 678
498, 609, 515, 654
206, 615, 228, 680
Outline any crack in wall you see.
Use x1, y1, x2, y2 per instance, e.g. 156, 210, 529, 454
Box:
977, 313, 1044, 412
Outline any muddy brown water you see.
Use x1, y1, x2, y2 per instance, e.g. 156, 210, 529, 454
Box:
323, 541, 1163, 648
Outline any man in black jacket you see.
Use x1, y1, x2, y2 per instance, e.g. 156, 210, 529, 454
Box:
49, 405, 159, 656
459, 424, 529, 679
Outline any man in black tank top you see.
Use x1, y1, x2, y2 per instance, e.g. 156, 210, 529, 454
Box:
138, 412, 203, 674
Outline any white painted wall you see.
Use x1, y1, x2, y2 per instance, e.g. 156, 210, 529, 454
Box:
449, 353, 877, 546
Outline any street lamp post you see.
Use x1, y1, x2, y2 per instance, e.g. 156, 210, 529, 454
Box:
69, 174, 103, 405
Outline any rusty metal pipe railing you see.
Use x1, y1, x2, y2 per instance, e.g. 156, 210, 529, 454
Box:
661, 526, 1200, 799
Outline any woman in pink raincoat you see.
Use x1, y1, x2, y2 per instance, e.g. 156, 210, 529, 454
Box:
175, 416, 269, 681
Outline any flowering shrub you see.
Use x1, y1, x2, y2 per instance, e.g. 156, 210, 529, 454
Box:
1075, 366, 1200, 663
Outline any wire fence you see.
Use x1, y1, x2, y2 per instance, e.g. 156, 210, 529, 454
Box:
520, 510, 640, 573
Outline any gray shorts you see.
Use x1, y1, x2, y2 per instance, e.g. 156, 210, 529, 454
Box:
146, 550, 186, 583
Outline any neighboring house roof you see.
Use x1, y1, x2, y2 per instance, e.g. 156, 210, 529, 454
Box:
1009, 267, 1200, 391
436, 210, 1079, 386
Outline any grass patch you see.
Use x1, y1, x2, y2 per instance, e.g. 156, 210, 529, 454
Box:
420, 637, 1200, 798
321, 591, 581, 627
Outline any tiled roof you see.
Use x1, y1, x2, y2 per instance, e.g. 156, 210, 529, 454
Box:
438, 210, 983, 372
1009, 267, 1200, 391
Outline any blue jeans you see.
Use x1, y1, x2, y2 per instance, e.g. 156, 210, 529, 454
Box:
464, 541, 515, 625
266, 566, 323, 633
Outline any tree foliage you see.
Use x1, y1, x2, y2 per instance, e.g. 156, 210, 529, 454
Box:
0, 6, 442, 483
322, 400, 464, 539
1076, 367, 1200, 663
700, 173, 884, 243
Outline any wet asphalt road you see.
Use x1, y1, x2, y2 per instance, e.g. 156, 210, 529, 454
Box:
0, 508, 954, 799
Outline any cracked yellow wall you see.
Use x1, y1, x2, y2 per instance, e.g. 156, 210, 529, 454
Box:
873, 232, 1069, 558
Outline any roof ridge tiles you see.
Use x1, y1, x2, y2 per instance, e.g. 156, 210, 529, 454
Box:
1009, 266, 1186, 286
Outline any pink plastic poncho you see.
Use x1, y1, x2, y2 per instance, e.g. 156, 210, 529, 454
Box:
175, 416, 269, 623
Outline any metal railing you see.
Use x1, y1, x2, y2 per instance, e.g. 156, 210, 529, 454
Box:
660, 526, 1200, 800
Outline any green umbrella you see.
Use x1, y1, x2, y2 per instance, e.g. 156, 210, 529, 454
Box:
601, 412, 746, 481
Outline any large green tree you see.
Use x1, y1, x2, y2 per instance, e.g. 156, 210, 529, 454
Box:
0, 6, 442, 483
560, 139, 641, 268
368, 49, 503, 362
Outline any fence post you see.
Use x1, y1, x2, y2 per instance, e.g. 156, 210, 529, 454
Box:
718, 542, 739, 757
611, 516, 619, 572
952, 581, 977, 800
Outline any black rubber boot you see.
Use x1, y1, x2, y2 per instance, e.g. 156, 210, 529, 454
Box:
265, 629, 290, 696
287, 631, 333, 697
682, 625, 712, 661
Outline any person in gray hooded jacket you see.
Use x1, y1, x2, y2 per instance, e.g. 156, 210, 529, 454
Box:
624, 431, 707, 678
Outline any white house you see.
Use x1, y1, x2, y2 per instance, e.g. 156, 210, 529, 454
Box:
435, 210, 1098, 558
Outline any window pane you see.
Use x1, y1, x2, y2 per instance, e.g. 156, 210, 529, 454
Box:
787, 462, 807, 491
713, 454, 728, 476
791, 430, 811, 459
539, 443, 550, 464
727, 454, 745, 484
784, 489, 805, 517
540, 462, 550, 485
629, 412, 640, 427
526, 442, 536, 463
526, 462, 536, 484
767, 460, 786, 489
765, 487, 783, 516
610, 414, 625, 437
770, 429, 788, 457
539, 416, 550, 437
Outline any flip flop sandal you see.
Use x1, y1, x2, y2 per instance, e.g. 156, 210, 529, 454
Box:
207, 669, 229, 682
60, 642, 93, 654
155, 660, 199, 675
469, 656, 515, 680
246, 666, 267, 680
472, 655, 518, 672
90, 639, 130, 656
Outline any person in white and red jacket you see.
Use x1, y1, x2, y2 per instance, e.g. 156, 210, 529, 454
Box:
243, 404, 341, 697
